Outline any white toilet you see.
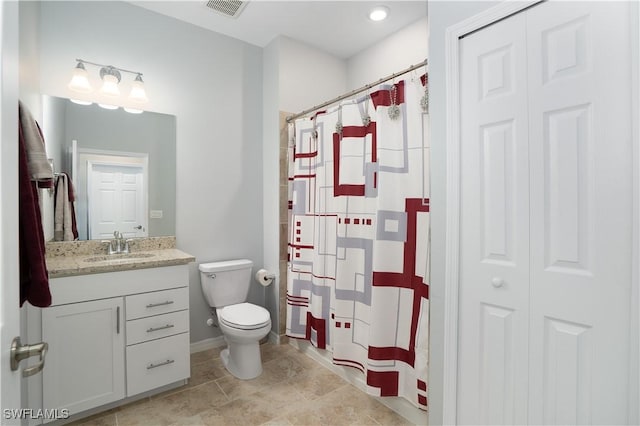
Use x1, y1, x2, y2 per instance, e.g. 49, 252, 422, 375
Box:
199, 259, 271, 380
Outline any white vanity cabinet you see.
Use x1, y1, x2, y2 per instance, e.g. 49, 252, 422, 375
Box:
41, 265, 190, 421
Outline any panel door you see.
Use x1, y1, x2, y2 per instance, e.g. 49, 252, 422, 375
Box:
42, 298, 125, 420
89, 163, 147, 239
526, 2, 633, 424
458, 12, 531, 425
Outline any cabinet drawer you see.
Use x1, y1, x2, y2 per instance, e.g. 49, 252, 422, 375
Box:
126, 287, 188, 320
126, 310, 189, 345
126, 332, 190, 397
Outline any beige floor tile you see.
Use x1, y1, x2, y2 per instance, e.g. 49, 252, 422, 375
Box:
260, 417, 294, 426
285, 401, 377, 426
167, 413, 207, 426
260, 342, 294, 363
260, 354, 310, 383
290, 365, 348, 401
320, 384, 422, 426
247, 380, 308, 414
71, 343, 419, 426
185, 357, 230, 388
68, 410, 117, 426
115, 401, 177, 426
207, 396, 283, 426
117, 382, 229, 425
214, 372, 272, 400
190, 348, 217, 365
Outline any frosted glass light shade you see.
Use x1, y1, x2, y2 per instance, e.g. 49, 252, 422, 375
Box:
98, 103, 119, 110
128, 75, 148, 104
100, 74, 120, 97
68, 64, 92, 93
70, 99, 92, 106
124, 107, 143, 114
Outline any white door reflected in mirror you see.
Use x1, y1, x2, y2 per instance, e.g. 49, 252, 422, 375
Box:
87, 161, 148, 240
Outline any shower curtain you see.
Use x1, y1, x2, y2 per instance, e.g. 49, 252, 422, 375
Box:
286, 74, 429, 410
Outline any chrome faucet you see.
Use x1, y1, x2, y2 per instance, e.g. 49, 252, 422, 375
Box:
101, 231, 133, 255
114, 231, 123, 253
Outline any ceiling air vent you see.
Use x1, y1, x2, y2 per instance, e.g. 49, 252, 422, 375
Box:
205, 0, 248, 18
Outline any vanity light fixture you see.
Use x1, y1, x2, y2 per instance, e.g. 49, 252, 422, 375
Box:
67, 59, 148, 112
369, 6, 389, 21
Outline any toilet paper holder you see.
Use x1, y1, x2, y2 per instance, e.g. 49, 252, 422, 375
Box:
255, 269, 275, 286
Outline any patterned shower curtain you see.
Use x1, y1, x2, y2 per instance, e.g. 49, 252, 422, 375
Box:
286, 75, 429, 410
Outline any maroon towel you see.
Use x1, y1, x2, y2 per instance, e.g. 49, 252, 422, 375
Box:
19, 113, 51, 307
66, 173, 79, 240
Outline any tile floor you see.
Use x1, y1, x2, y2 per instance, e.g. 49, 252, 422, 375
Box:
71, 343, 419, 426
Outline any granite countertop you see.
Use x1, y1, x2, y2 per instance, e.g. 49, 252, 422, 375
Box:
45, 237, 195, 278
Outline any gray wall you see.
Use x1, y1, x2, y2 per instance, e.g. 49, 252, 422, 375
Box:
62, 101, 177, 239
38, 1, 264, 344
427, 2, 498, 425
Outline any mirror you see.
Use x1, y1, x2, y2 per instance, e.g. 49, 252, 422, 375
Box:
42, 96, 176, 240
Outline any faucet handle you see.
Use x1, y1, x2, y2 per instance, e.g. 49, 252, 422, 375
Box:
123, 239, 134, 254
101, 240, 115, 255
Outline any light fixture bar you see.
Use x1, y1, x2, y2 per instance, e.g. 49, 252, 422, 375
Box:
75, 58, 143, 77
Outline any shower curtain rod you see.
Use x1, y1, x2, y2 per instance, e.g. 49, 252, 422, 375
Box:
285, 58, 428, 123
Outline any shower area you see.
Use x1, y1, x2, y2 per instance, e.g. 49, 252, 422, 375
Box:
277, 62, 430, 411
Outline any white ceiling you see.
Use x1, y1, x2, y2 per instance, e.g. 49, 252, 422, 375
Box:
129, 1, 428, 59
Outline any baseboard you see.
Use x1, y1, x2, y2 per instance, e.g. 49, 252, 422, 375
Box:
288, 339, 428, 425
267, 330, 280, 344
190, 336, 226, 353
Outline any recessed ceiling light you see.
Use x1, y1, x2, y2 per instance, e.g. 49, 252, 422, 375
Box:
369, 6, 389, 22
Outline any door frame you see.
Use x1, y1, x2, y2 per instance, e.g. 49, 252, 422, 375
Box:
442, 1, 639, 424
76, 148, 148, 240
0, 0, 22, 418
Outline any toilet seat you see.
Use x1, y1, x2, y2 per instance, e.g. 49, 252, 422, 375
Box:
217, 302, 271, 330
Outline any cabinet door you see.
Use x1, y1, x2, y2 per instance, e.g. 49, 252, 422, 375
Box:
42, 298, 125, 419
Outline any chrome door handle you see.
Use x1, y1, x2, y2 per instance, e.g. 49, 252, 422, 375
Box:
147, 359, 175, 370
147, 324, 175, 333
10, 337, 49, 377
146, 300, 174, 308
134, 225, 143, 230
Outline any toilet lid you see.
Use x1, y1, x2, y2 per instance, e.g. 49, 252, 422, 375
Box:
218, 303, 270, 329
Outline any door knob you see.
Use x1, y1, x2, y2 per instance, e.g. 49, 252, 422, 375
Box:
10, 337, 48, 377
491, 277, 505, 288
134, 225, 143, 230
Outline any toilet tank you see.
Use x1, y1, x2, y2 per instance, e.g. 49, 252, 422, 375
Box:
199, 259, 253, 308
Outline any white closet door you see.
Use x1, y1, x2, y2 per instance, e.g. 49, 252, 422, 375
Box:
458, 12, 530, 425
527, 2, 632, 424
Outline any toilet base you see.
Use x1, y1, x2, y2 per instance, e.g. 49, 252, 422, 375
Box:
220, 343, 263, 380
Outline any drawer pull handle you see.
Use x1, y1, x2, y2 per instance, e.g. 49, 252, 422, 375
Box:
146, 300, 174, 308
147, 359, 175, 370
147, 324, 175, 333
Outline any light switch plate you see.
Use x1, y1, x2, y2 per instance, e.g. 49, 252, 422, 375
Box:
150, 210, 163, 219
